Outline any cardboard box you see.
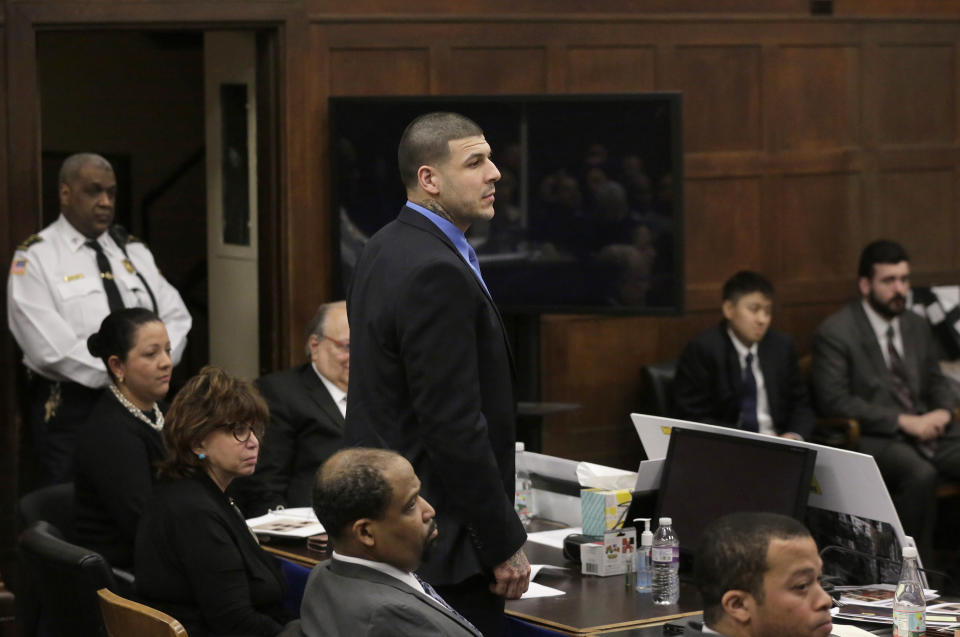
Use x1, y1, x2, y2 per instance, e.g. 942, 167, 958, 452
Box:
580, 528, 637, 577
580, 488, 632, 536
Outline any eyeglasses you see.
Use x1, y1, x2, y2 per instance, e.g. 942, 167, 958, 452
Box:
323, 333, 350, 354
227, 422, 265, 443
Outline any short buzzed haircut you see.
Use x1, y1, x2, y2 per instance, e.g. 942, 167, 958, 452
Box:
858, 240, 910, 279
722, 270, 774, 304
59, 153, 113, 185
397, 112, 483, 189
695, 512, 811, 625
304, 300, 347, 358
313, 448, 400, 543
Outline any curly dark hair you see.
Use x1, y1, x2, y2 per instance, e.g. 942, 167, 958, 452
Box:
312, 448, 401, 542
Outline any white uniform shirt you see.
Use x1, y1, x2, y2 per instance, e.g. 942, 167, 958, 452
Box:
7, 214, 192, 388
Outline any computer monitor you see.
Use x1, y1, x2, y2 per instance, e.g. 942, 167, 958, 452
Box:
654, 426, 817, 564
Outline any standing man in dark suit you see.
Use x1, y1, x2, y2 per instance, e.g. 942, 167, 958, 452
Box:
673, 271, 813, 440
231, 301, 349, 516
302, 447, 481, 637
812, 240, 960, 557
345, 111, 529, 636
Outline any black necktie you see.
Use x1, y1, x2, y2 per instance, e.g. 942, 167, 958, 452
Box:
414, 574, 483, 636
740, 352, 759, 432
85, 240, 124, 313
886, 325, 915, 413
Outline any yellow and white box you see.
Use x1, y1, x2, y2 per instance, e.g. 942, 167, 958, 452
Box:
580, 488, 632, 537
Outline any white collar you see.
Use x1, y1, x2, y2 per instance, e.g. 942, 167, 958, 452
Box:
313, 362, 346, 405
331, 551, 424, 595
861, 298, 900, 343
726, 327, 758, 362
56, 214, 110, 254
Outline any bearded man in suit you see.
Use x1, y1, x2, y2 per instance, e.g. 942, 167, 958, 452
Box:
345, 111, 529, 636
231, 301, 349, 516
812, 239, 960, 557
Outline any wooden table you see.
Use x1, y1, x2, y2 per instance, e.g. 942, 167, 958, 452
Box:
262, 531, 702, 636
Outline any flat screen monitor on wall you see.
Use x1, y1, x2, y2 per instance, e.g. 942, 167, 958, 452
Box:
654, 426, 818, 562
329, 94, 683, 314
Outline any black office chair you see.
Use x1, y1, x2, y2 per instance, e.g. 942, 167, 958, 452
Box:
639, 359, 678, 418
19, 483, 76, 541
18, 520, 118, 637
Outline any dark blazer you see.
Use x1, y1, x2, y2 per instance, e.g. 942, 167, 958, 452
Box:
345, 206, 527, 586
230, 364, 345, 516
73, 390, 165, 568
300, 559, 480, 637
812, 301, 955, 454
135, 473, 295, 637
673, 323, 814, 439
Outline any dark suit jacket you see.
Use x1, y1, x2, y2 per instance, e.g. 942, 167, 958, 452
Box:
345, 206, 526, 586
74, 391, 166, 568
135, 474, 295, 637
812, 300, 955, 454
230, 364, 345, 516
300, 559, 479, 637
673, 323, 814, 439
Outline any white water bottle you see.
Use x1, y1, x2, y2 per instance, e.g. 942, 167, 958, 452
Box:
893, 546, 925, 637
514, 442, 534, 527
651, 516, 679, 605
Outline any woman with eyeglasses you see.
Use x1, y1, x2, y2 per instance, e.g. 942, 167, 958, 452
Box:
74, 308, 171, 569
135, 365, 297, 637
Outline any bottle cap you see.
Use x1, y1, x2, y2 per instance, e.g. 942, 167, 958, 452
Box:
659, 517, 671, 526
902, 546, 918, 559
515, 441, 525, 452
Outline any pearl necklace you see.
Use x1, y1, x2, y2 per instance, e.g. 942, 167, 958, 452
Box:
109, 384, 163, 432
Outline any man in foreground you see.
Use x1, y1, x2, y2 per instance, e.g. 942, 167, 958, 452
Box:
301, 447, 481, 637
685, 512, 833, 637
345, 112, 529, 635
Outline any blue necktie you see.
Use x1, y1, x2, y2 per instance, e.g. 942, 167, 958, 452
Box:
414, 574, 483, 636
740, 352, 759, 432
464, 244, 490, 296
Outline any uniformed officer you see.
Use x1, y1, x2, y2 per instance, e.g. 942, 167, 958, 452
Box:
7, 152, 192, 486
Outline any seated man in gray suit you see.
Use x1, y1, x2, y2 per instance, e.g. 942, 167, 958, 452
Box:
812, 240, 960, 557
231, 301, 349, 515
683, 512, 833, 637
301, 448, 481, 637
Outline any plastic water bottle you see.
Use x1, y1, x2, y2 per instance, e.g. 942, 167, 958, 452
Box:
514, 442, 534, 527
652, 517, 679, 605
635, 518, 653, 593
893, 546, 925, 637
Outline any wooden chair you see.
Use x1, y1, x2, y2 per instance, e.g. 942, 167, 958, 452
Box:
97, 588, 188, 637
797, 354, 861, 449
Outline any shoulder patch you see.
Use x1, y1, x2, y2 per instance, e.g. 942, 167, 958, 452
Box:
126, 234, 143, 244
17, 234, 42, 251
10, 258, 27, 276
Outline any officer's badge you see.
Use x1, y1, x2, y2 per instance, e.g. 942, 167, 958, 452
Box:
122, 259, 135, 274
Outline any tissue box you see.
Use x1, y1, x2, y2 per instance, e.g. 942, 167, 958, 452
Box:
581, 488, 632, 536
580, 528, 637, 576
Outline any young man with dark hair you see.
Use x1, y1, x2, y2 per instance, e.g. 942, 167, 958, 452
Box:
673, 271, 813, 440
684, 512, 833, 637
301, 448, 481, 637
812, 239, 960, 557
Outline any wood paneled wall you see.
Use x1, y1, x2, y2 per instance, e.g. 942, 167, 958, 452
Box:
307, 15, 960, 467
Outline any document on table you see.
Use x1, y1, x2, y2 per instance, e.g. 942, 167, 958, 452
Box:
246, 507, 325, 538
526, 526, 581, 549
520, 564, 569, 599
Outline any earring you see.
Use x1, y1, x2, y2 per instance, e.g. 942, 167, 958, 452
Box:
117, 376, 124, 384
197, 453, 206, 460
